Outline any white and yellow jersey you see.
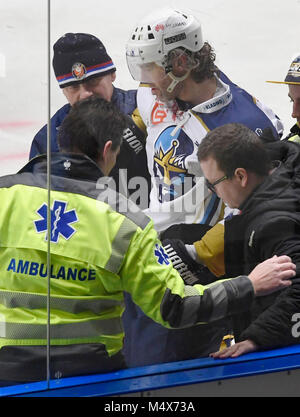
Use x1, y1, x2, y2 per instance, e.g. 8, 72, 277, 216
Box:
138, 71, 283, 233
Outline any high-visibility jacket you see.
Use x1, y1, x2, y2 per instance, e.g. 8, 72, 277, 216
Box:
0, 153, 254, 381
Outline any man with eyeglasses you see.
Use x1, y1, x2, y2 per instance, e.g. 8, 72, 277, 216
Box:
205, 175, 228, 193
197, 122, 300, 357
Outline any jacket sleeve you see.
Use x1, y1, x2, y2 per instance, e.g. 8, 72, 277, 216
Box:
120, 219, 254, 329
194, 222, 225, 277
240, 218, 300, 348
29, 125, 48, 160
254, 98, 284, 138
29, 104, 70, 160
193, 205, 237, 278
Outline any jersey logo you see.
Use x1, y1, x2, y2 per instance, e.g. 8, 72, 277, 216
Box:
155, 24, 165, 32
151, 102, 167, 124
153, 126, 195, 202
34, 200, 78, 243
154, 244, 170, 265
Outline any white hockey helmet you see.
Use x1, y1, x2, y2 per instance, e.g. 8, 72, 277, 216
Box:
126, 8, 204, 82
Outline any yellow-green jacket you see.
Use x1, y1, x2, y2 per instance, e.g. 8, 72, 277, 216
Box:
0, 153, 254, 381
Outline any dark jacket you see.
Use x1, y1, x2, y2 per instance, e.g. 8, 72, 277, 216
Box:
225, 140, 300, 349
29, 87, 151, 207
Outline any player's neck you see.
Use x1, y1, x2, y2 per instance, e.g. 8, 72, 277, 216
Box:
179, 77, 217, 106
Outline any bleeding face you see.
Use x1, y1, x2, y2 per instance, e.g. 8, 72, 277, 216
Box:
140, 62, 183, 102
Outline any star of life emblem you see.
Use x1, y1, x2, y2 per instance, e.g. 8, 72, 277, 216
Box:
34, 200, 78, 243
154, 244, 170, 265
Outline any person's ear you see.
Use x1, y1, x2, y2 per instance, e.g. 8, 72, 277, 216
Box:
171, 53, 189, 77
97, 140, 113, 175
102, 140, 113, 163
111, 72, 116, 83
234, 168, 248, 187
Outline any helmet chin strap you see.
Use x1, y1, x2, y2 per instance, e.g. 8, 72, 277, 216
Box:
166, 70, 190, 93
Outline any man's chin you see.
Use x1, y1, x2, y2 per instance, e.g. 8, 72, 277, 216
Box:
150, 88, 173, 103
151, 87, 161, 97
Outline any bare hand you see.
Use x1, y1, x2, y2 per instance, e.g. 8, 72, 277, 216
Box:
249, 255, 295, 296
210, 340, 257, 359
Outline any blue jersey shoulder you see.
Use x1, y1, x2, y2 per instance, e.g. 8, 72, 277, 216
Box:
200, 71, 280, 138
111, 87, 137, 116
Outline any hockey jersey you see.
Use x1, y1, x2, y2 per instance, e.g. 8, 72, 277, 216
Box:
138, 71, 283, 232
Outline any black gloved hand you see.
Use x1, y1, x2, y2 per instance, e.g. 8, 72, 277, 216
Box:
160, 223, 212, 244
162, 238, 206, 286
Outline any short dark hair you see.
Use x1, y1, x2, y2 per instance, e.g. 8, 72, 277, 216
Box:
197, 123, 271, 177
58, 96, 127, 162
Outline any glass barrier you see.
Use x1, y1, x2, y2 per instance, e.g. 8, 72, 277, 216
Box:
0, 0, 48, 391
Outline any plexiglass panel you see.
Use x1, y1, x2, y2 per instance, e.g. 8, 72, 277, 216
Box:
0, 0, 48, 391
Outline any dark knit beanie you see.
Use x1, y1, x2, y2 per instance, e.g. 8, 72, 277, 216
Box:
52, 33, 116, 88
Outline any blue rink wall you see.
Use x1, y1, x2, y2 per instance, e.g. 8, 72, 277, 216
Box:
3, 344, 300, 397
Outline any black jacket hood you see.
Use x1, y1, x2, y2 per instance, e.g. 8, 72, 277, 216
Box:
239, 140, 300, 223
19, 153, 104, 182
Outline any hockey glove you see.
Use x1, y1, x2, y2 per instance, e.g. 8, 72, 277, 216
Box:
162, 238, 212, 286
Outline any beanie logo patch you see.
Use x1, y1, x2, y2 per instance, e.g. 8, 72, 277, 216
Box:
72, 62, 87, 80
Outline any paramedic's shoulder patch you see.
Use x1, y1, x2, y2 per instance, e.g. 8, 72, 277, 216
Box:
154, 244, 170, 265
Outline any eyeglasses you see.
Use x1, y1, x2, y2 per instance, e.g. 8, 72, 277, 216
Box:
205, 175, 228, 193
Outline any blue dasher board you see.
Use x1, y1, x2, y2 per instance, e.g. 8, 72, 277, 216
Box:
2, 344, 300, 397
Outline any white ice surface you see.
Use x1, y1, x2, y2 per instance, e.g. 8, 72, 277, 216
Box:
1, 0, 299, 176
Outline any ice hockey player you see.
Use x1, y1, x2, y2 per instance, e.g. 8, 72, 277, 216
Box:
122, 7, 284, 366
